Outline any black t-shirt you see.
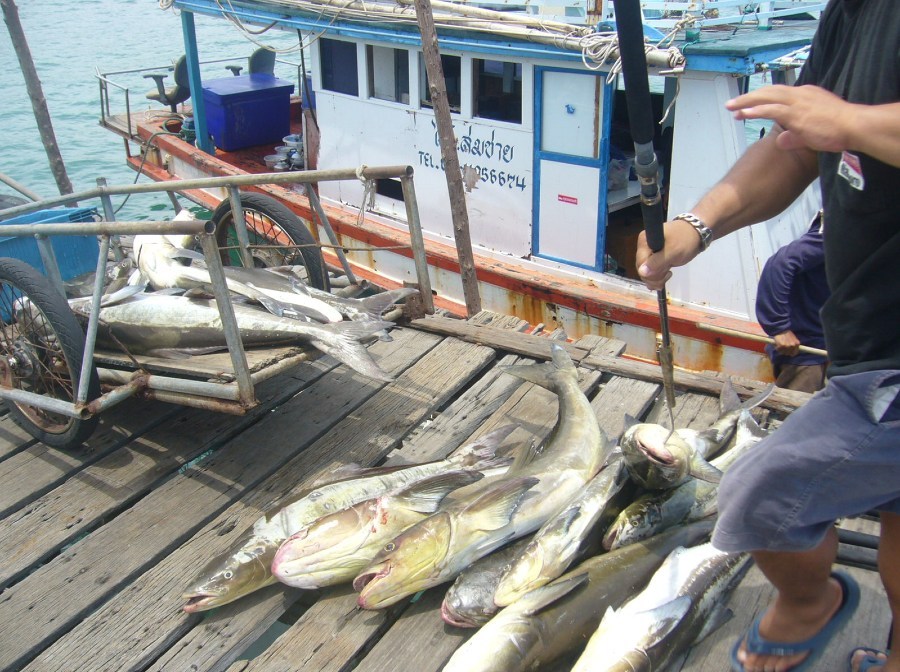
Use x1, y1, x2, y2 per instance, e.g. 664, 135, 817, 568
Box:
795, 0, 900, 376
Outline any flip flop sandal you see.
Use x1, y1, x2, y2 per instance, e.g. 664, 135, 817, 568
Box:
730, 571, 861, 672
848, 647, 889, 671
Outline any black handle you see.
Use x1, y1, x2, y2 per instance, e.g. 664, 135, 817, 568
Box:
614, 0, 666, 253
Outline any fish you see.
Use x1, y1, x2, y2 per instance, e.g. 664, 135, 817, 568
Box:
439, 519, 715, 672
68, 292, 394, 381
441, 536, 535, 628
603, 410, 769, 551
132, 233, 343, 323
180, 426, 515, 612
354, 344, 612, 609
269, 470, 487, 589
571, 542, 751, 672
492, 454, 631, 608
620, 380, 774, 490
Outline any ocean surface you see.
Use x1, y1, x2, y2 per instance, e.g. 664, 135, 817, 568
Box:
1, 0, 300, 220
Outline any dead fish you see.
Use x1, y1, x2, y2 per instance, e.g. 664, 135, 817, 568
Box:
620, 380, 774, 490
181, 427, 515, 612
68, 292, 394, 381
571, 543, 751, 672
354, 344, 612, 610
440, 520, 715, 672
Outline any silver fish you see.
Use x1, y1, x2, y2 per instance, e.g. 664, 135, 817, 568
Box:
620, 380, 774, 490
603, 410, 769, 551
68, 292, 394, 381
355, 344, 612, 609
181, 427, 515, 612
440, 520, 715, 672
492, 455, 630, 607
571, 542, 751, 672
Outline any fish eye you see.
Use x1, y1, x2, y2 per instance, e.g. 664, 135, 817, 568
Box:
224, 570, 233, 579
384, 542, 396, 552
309, 491, 321, 500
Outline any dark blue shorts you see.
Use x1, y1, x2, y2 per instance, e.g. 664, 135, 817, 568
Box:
712, 369, 900, 553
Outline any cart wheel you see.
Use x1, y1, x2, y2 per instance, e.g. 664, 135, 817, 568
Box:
0, 258, 100, 449
210, 192, 328, 290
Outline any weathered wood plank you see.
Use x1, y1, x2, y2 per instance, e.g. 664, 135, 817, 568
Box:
6, 332, 423, 672
24, 330, 492, 672
0, 399, 181, 518
412, 315, 809, 414
0, 413, 37, 461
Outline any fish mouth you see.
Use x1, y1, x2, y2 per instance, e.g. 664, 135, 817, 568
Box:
440, 600, 481, 629
638, 440, 674, 466
353, 562, 391, 594
181, 592, 219, 613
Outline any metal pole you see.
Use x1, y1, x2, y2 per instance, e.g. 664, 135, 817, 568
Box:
0, 170, 42, 202
227, 186, 256, 268
400, 172, 435, 313
76, 234, 111, 404
181, 10, 215, 155
1, 0, 77, 204
96, 177, 125, 261
305, 186, 356, 284
413, 0, 481, 317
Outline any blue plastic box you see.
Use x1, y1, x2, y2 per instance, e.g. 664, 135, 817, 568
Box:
202, 74, 295, 152
1, 207, 100, 281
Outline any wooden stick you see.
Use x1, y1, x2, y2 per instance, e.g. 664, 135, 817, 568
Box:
697, 323, 828, 357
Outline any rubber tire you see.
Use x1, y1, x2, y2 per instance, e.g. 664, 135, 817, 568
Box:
0, 258, 100, 449
210, 192, 328, 290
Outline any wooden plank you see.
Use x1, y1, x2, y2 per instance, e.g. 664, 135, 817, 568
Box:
6, 332, 422, 672
0, 414, 37, 461
412, 315, 810, 414
24, 330, 491, 672
0, 398, 181, 518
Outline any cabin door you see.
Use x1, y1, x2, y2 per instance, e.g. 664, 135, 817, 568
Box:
533, 68, 612, 270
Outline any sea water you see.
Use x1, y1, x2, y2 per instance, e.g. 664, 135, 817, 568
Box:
0, 0, 302, 220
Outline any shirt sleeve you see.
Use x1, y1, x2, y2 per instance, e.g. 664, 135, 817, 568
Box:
755, 230, 825, 336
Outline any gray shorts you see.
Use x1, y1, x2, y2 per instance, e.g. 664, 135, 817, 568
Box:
712, 369, 900, 553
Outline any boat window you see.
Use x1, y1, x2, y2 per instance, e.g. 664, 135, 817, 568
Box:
320, 38, 358, 96
375, 178, 405, 201
473, 59, 522, 124
419, 53, 461, 113
367, 46, 410, 104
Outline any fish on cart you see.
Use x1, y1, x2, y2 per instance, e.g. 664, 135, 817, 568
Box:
603, 410, 769, 551
68, 293, 395, 381
180, 426, 515, 612
571, 542, 751, 672
440, 520, 714, 672
354, 344, 612, 609
620, 380, 774, 490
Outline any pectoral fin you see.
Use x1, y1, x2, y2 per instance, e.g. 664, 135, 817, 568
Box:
467, 476, 539, 531
394, 471, 484, 514
521, 573, 590, 616
688, 454, 724, 484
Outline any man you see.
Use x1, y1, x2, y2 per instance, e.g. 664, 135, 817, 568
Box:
635, 1, 900, 671
755, 211, 829, 393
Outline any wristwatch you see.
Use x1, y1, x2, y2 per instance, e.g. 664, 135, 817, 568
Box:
673, 213, 714, 252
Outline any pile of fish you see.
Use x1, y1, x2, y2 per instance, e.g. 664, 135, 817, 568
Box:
64, 226, 420, 381
177, 339, 775, 669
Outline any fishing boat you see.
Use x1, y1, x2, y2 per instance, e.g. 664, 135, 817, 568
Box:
97, 0, 826, 380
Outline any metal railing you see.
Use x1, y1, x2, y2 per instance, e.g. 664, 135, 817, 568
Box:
0, 165, 430, 420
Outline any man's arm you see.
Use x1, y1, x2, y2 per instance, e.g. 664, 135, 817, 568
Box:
636, 124, 818, 289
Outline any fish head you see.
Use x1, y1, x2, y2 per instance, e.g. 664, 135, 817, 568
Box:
181, 531, 278, 613
440, 590, 495, 628
492, 542, 546, 608
442, 611, 542, 672
354, 512, 453, 609
271, 502, 375, 589
602, 501, 659, 551
621, 423, 690, 488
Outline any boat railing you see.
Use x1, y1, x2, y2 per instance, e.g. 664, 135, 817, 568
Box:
0, 165, 429, 423
595, 0, 826, 30
96, 56, 304, 140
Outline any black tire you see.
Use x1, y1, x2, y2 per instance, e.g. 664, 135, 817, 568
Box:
0, 258, 100, 449
210, 192, 328, 290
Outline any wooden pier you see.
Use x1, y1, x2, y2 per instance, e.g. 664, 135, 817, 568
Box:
0, 313, 890, 672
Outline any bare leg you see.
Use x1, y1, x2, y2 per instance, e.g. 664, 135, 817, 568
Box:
735, 526, 843, 672
849, 512, 900, 672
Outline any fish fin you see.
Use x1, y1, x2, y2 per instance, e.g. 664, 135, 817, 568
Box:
688, 454, 724, 484
452, 425, 518, 466
542, 505, 582, 538
509, 438, 542, 472
359, 288, 420, 320
99, 281, 148, 307
310, 320, 395, 382
394, 471, 485, 514
499, 343, 577, 390
289, 277, 313, 297
466, 476, 539, 531
520, 573, 590, 616
693, 604, 735, 644
719, 378, 742, 414
167, 247, 206, 262
646, 595, 693, 640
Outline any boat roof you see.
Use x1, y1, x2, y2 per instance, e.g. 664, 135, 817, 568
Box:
174, 0, 816, 75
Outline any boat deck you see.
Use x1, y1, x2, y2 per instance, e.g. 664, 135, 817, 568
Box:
0, 313, 889, 672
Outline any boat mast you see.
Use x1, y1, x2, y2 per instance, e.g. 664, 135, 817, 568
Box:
1, 0, 76, 204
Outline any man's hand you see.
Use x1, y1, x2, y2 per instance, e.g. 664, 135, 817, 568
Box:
636, 217, 706, 291
726, 85, 854, 154
773, 329, 801, 357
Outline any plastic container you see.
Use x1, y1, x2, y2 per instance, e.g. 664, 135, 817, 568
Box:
202, 74, 295, 152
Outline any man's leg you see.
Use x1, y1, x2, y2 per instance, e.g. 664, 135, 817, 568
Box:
734, 527, 842, 672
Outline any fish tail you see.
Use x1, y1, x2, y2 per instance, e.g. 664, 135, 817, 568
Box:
500, 343, 577, 391
739, 382, 776, 411
311, 320, 395, 382
360, 288, 420, 320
